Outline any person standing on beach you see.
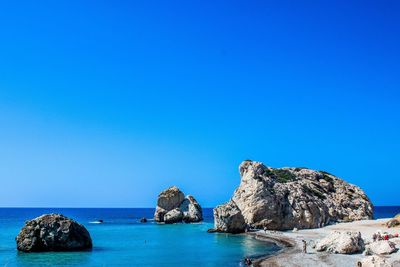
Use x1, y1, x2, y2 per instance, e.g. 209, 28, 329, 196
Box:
302, 240, 307, 254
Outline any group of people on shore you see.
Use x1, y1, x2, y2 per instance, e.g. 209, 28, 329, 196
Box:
372, 231, 398, 242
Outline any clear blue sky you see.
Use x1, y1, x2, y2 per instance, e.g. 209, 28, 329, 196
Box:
0, 1, 399, 207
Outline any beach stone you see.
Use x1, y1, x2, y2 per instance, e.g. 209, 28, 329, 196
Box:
213, 160, 373, 233
154, 186, 203, 224
315, 231, 365, 254
386, 215, 400, 228
367, 240, 397, 255
164, 208, 183, 224
361, 256, 393, 267
213, 200, 246, 233
16, 214, 92, 252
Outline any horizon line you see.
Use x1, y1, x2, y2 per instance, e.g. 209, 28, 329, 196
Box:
0, 205, 398, 209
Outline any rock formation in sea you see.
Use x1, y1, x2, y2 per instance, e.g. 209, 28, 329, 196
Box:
16, 214, 92, 252
212, 160, 373, 233
154, 186, 203, 224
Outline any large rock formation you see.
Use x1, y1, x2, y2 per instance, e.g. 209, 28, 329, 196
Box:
212, 160, 373, 233
16, 214, 92, 252
315, 231, 365, 254
154, 186, 203, 224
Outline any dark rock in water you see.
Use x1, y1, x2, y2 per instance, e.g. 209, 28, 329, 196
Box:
140, 217, 147, 223
16, 214, 92, 252
213, 160, 374, 233
154, 186, 203, 223
207, 228, 218, 233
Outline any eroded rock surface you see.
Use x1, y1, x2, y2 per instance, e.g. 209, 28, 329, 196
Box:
212, 160, 373, 233
154, 186, 203, 224
16, 214, 92, 252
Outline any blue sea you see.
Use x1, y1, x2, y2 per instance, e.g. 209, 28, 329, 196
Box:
0, 208, 278, 266
0, 207, 398, 266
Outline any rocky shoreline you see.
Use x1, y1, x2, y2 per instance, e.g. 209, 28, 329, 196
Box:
246, 218, 400, 267
247, 231, 296, 267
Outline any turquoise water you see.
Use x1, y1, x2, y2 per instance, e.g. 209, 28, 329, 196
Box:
0, 208, 278, 266
1, 207, 397, 266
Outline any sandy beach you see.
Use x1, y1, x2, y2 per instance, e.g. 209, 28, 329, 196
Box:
249, 218, 400, 267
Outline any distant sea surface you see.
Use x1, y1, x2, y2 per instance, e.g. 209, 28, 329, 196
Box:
0, 206, 397, 266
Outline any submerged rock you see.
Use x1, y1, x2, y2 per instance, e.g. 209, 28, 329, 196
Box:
154, 186, 203, 224
212, 160, 373, 233
140, 217, 147, 223
16, 214, 92, 252
315, 231, 364, 254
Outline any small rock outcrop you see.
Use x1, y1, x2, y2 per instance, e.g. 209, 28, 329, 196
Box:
154, 186, 203, 224
386, 214, 400, 228
315, 231, 365, 254
16, 214, 92, 252
212, 160, 373, 233
367, 240, 397, 255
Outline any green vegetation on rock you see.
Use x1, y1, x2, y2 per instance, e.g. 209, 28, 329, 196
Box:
319, 171, 334, 183
302, 185, 326, 199
272, 169, 297, 183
